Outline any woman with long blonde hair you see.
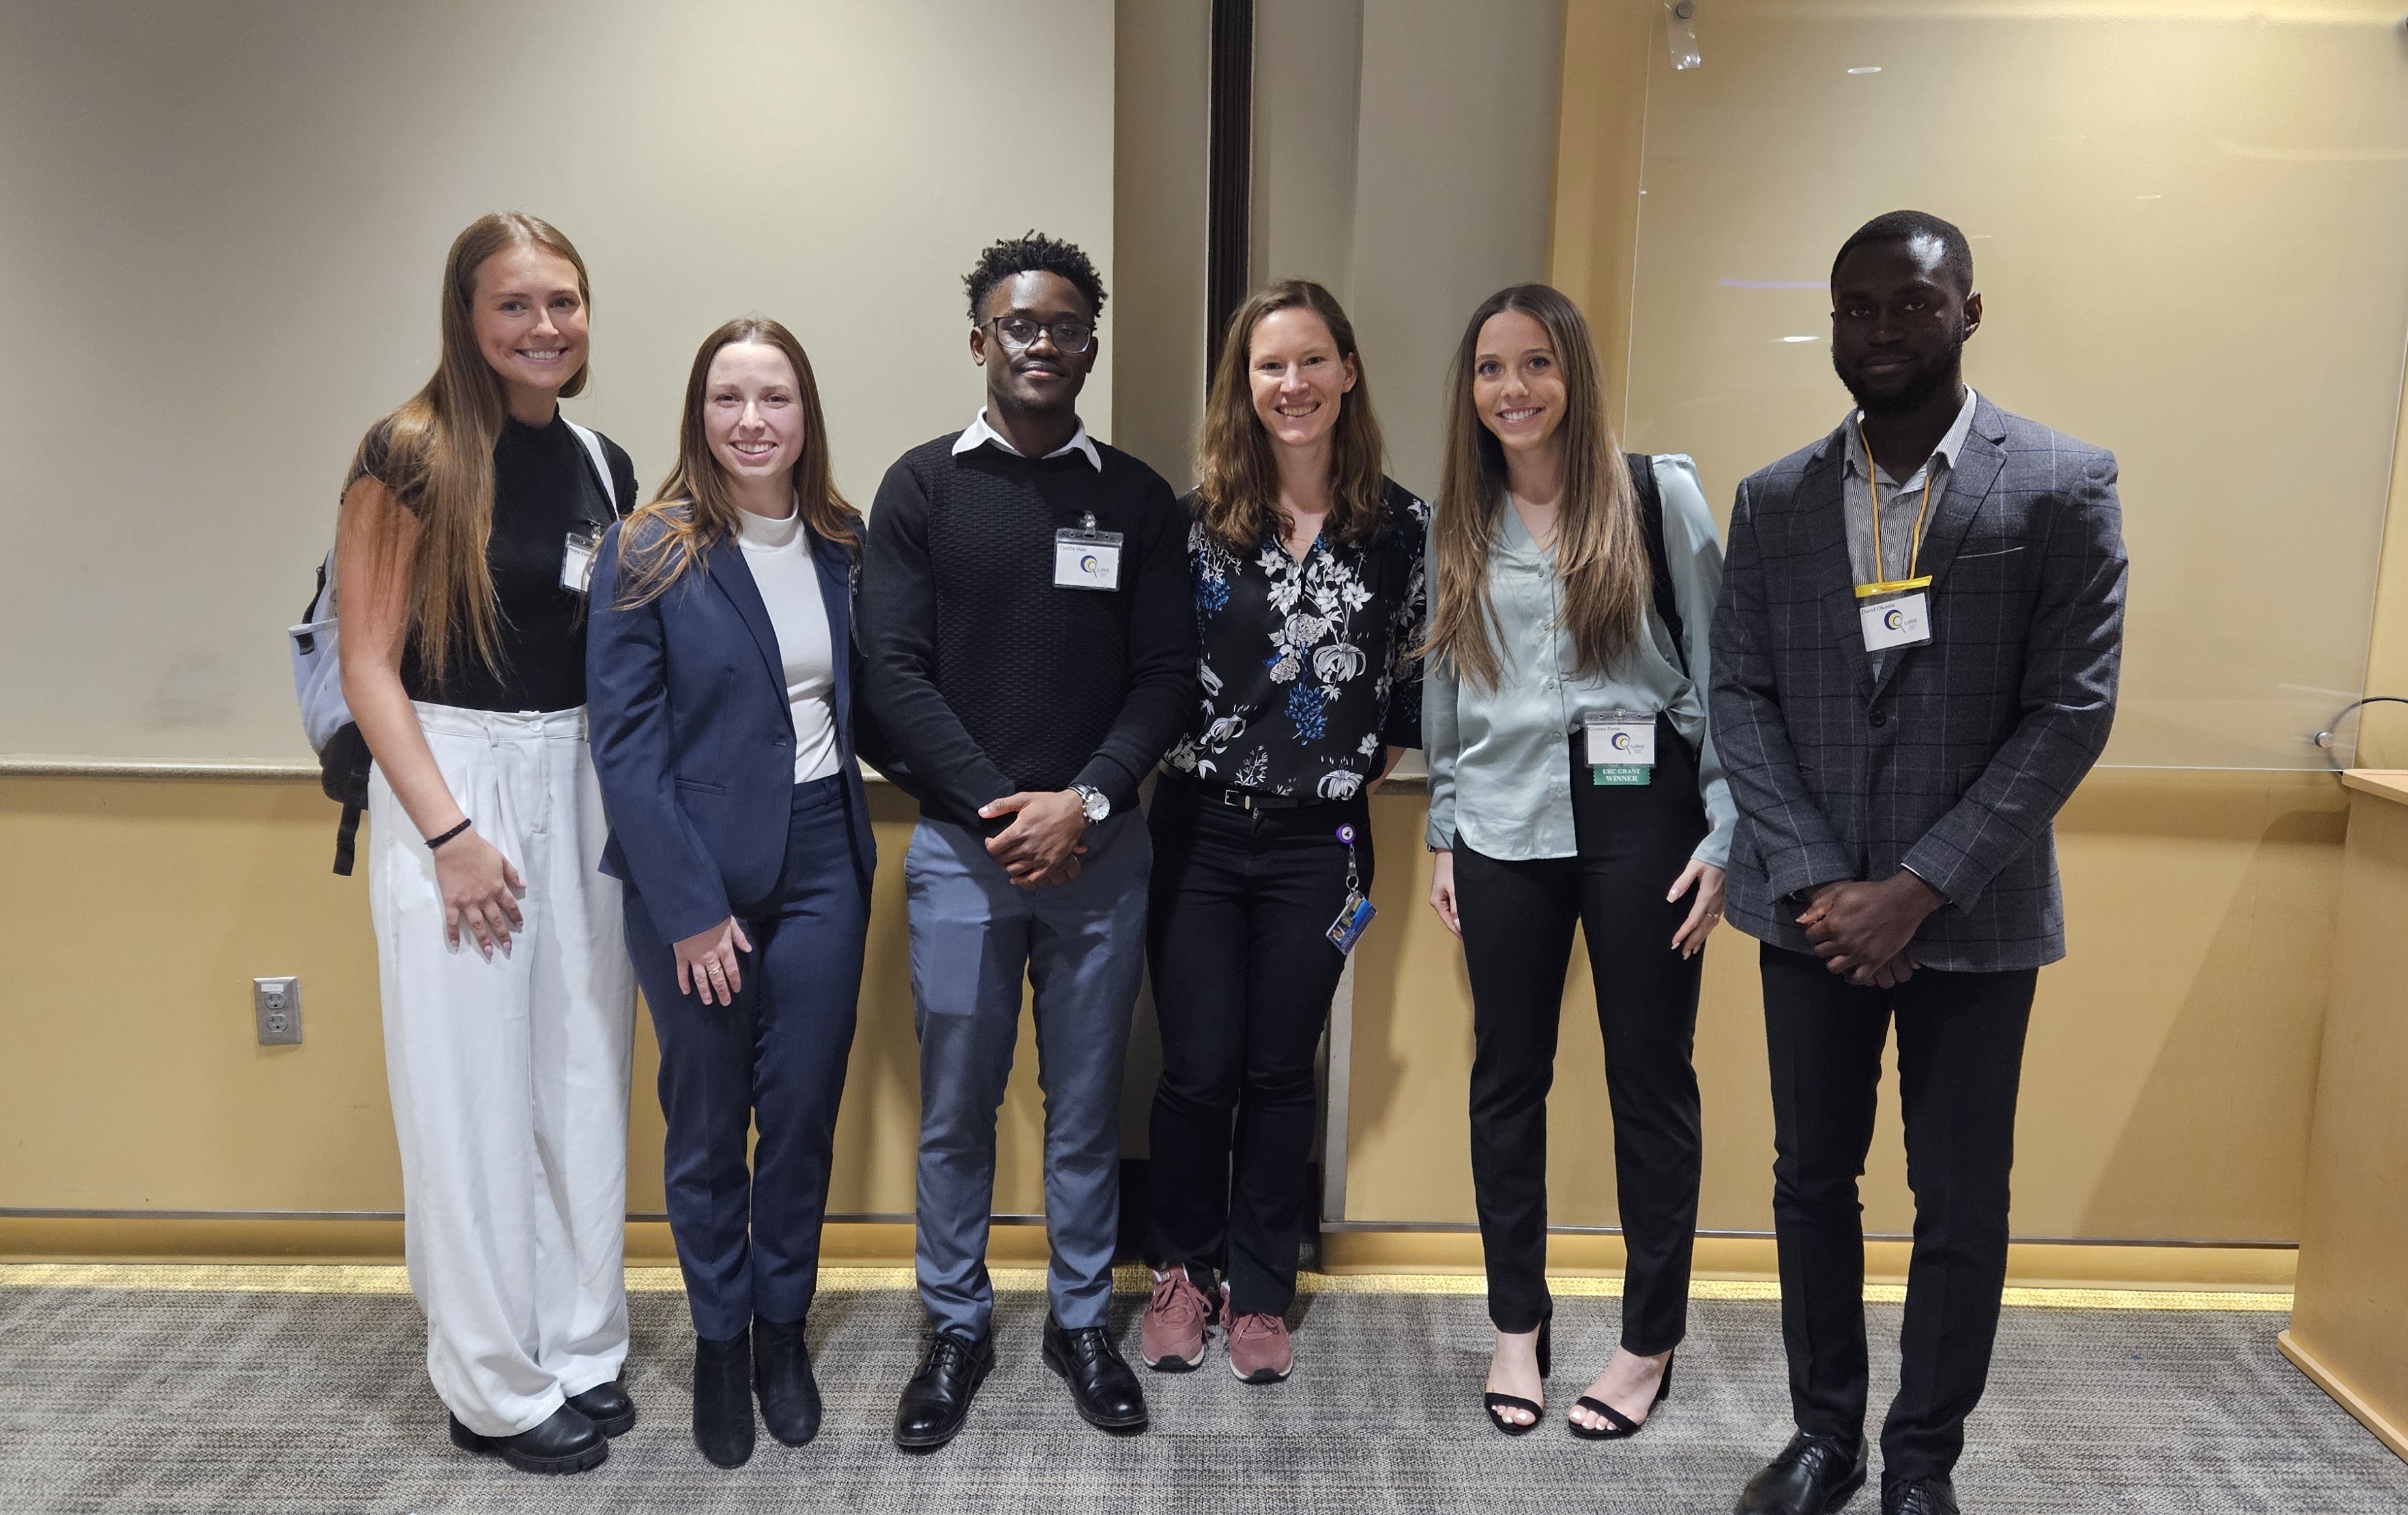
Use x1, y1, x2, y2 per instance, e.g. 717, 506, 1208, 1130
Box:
586, 318, 878, 1468
1137, 280, 1426, 1385
1421, 284, 1732, 1441
336, 213, 638, 1475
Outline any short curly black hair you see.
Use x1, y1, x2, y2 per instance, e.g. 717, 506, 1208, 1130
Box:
963, 231, 1107, 326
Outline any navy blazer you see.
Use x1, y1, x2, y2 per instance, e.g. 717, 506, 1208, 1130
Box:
587, 512, 878, 946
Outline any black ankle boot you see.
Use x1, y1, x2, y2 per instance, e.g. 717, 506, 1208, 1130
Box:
693, 1329, 755, 1468
753, 1314, 822, 1447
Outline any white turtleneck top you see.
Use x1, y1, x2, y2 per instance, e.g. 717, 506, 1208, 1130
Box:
735, 505, 841, 784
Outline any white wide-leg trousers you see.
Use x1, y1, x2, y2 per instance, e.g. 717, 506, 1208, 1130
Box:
368, 703, 636, 1437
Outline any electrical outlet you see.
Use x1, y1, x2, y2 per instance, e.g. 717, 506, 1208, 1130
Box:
254, 977, 302, 1045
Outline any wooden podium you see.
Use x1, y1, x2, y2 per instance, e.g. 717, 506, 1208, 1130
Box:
2280, 770, 2408, 1462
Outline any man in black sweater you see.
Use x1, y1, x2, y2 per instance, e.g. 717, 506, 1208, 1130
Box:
859, 233, 1197, 1450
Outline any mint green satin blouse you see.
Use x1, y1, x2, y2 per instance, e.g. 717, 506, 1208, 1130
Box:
1423, 453, 1735, 867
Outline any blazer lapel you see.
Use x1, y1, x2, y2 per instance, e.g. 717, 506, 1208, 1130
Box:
1799, 428, 1876, 699
1868, 398, 2009, 699
706, 537, 787, 701
810, 531, 854, 756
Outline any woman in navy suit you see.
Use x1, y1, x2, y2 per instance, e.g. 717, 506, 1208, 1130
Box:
587, 317, 877, 1469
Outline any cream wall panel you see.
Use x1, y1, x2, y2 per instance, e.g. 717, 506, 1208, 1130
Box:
1111, 0, 1210, 490
0, 780, 1065, 1220
1341, 0, 1564, 500
0, 0, 1114, 766
1616, 1, 2408, 769
1342, 771, 2346, 1243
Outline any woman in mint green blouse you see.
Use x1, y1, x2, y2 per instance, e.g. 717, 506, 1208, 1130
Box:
1421, 284, 1731, 1443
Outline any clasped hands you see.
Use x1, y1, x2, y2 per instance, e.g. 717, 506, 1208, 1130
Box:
979, 788, 1089, 889
1799, 870, 1943, 988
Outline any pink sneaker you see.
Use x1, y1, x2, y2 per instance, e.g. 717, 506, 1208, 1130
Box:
1225, 1308, 1293, 1384
1140, 1268, 1213, 1372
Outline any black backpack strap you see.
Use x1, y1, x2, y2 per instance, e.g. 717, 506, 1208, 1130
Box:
332, 802, 362, 877
1626, 452, 1687, 677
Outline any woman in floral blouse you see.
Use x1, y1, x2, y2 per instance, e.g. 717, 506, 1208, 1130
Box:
1138, 280, 1426, 1386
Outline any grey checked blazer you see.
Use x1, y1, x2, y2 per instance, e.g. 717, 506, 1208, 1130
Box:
1708, 396, 2126, 971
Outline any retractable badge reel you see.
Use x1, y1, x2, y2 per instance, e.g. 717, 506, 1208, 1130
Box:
559, 522, 605, 595
1054, 511, 1124, 591
1326, 825, 1377, 954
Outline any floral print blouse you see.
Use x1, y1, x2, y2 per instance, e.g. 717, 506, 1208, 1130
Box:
1164, 480, 1429, 801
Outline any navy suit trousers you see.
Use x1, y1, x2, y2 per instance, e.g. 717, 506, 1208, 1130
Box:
625, 775, 869, 1342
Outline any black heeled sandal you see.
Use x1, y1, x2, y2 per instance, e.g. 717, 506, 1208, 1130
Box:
1569, 1348, 1674, 1441
1481, 1317, 1552, 1437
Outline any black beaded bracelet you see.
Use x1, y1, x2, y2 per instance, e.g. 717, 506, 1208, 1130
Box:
425, 817, 473, 851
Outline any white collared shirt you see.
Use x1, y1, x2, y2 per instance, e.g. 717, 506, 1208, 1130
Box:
1842, 385, 1978, 588
951, 408, 1103, 471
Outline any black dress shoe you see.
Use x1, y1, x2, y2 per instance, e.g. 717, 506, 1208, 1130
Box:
753, 1314, 822, 1447
448, 1404, 608, 1475
693, 1329, 756, 1468
1041, 1314, 1148, 1434
565, 1379, 635, 1437
895, 1329, 995, 1451
1736, 1432, 1868, 1514
1883, 1477, 1959, 1515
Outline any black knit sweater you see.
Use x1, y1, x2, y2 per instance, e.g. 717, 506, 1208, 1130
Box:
858, 432, 1198, 834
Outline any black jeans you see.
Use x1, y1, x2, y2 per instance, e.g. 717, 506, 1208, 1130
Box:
1456, 718, 1706, 1351
1760, 944, 2037, 1484
1142, 779, 1371, 1316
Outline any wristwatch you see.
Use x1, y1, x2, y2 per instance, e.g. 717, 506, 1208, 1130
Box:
1069, 784, 1110, 825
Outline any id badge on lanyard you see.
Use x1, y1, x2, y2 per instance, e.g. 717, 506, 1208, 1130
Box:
1584, 711, 1656, 786
1054, 512, 1124, 591
1325, 825, 1377, 954
1853, 418, 1937, 653
560, 522, 605, 596
1857, 582, 1933, 651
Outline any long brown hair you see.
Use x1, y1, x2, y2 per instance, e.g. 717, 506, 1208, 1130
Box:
614, 318, 858, 608
1421, 284, 1646, 691
1195, 281, 1389, 553
347, 213, 593, 683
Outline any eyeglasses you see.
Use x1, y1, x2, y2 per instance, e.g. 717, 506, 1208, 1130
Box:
983, 315, 1095, 355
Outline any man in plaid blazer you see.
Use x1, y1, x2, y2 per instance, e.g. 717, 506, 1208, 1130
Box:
1713, 212, 2126, 1515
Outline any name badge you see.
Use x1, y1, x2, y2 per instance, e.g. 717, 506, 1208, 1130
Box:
1054, 528, 1123, 591
1584, 711, 1655, 787
1584, 713, 1656, 767
559, 523, 604, 595
1858, 589, 1933, 652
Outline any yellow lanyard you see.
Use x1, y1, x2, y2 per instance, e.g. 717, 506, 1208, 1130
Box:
1854, 416, 1936, 599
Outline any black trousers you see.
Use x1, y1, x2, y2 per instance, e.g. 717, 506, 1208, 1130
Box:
1143, 779, 1370, 1316
1456, 721, 1706, 1349
1761, 943, 2037, 1484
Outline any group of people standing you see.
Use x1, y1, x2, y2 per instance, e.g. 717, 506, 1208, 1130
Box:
334, 205, 2123, 1515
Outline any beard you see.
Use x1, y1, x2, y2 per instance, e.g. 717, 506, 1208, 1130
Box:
1835, 328, 1966, 417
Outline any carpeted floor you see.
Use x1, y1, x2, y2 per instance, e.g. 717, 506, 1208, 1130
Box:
1, 1271, 2401, 1514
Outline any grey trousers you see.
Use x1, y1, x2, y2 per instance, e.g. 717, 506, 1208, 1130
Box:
904, 812, 1151, 1338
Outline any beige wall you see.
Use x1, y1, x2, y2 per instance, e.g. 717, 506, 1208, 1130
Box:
1315, 0, 2408, 1256
1344, 770, 2346, 1244
10, 0, 2408, 1282
0, 0, 1115, 768
1110, 0, 1210, 490
1243, 0, 1564, 499
0, 780, 1074, 1224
